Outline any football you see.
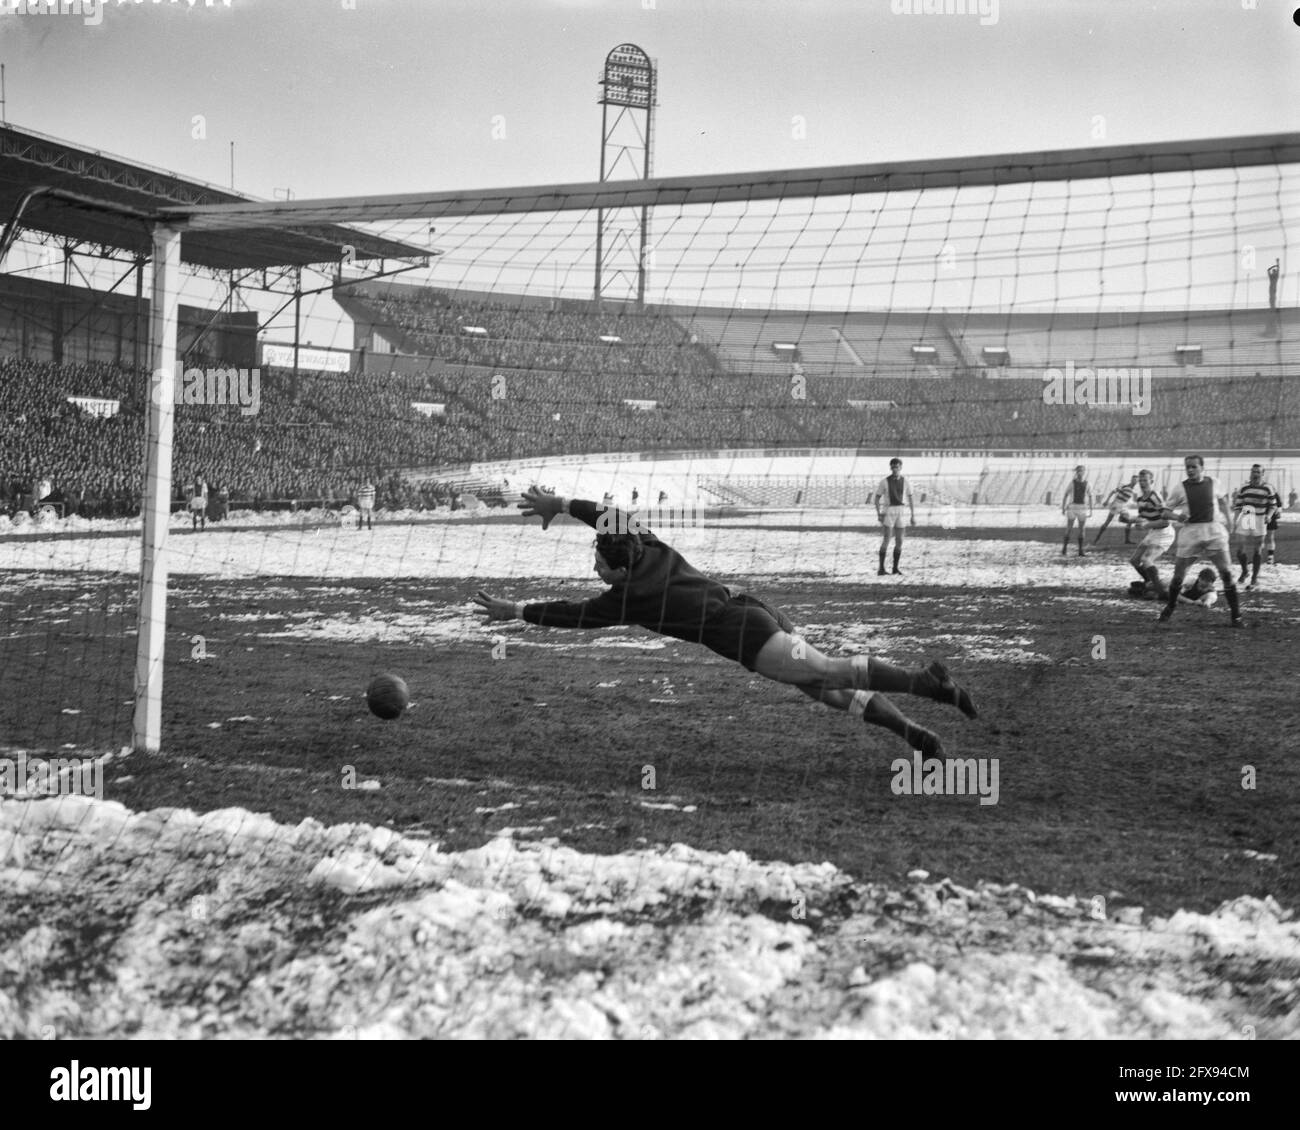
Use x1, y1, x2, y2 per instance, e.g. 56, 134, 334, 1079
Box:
366, 673, 410, 720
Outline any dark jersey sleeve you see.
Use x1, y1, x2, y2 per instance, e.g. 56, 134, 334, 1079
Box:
521, 589, 632, 630
566, 498, 662, 546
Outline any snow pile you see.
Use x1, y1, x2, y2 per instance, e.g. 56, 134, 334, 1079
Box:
1, 796, 1294, 1040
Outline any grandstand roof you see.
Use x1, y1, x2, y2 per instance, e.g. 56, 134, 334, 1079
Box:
0, 125, 427, 271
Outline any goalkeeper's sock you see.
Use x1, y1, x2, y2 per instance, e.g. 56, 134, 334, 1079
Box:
849, 691, 943, 757
850, 655, 913, 693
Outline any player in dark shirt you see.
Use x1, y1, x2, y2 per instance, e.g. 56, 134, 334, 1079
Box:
1157, 455, 1242, 626
474, 487, 978, 758
1178, 568, 1219, 609
1060, 466, 1093, 557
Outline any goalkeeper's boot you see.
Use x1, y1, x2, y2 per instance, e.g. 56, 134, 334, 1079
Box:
918, 662, 978, 719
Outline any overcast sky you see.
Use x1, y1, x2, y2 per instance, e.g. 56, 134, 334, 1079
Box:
5, 0, 1298, 200
3, 0, 1299, 332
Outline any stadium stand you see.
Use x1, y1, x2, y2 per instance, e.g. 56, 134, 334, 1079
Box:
4, 288, 1297, 516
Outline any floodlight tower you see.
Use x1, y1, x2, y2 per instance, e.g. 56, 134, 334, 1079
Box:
595, 43, 656, 305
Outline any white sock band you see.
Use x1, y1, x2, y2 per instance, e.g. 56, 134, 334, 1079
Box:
848, 689, 874, 720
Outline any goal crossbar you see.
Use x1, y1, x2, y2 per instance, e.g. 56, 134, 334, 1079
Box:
161, 133, 1300, 231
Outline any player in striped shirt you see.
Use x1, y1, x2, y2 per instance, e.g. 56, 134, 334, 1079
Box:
1060, 466, 1093, 557
1156, 456, 1242, 627
474, 487, 978, 759
356, 481, 376, 530
1231, 464, 1276, 590
1093, 474, 1139, 545
1122, 469, 1173, 599
1264, 485, 1283, 566
872, 458, 915, 576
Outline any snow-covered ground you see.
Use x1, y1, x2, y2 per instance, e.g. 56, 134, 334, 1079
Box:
1, 795, 1295, 1039
2, 474, 1297, 1039
3, 502, 1298, 593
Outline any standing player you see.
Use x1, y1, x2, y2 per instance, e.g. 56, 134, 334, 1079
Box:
1232, 464, 1276, 589
1093, 474, 1139, 545
1157, 456, 1242, 627
872, 457, 915, 576
1060, 466, 1093, 557
1123, 469, 1173, 598
356, 480, 376, 530
1264, 484, 1283, 566
188, 474, 208, 532
475, 487, 978, 758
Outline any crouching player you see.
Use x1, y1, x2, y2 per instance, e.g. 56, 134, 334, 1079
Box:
474, 487, 978, 757
1157, 456, 1243, 627
1178, 568, 1220, 610
1123, 469, 1173, 599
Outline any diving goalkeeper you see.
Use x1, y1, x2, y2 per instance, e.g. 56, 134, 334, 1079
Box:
473, 487, 978, 757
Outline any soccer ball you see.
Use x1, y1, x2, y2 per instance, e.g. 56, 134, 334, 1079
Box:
366, 673, 410, 720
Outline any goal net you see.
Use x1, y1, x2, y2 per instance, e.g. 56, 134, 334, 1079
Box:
1, 133, 1297, 762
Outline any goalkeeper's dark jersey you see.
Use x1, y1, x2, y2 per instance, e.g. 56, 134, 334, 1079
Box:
522, 500, 734, 640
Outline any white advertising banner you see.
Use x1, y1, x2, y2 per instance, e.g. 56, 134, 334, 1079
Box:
262, 343, 352, 373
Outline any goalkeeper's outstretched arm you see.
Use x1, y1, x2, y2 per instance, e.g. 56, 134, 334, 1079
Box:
518, 486, 652, 539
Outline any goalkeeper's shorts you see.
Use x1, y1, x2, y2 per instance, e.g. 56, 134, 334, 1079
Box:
697, 593, 796, 672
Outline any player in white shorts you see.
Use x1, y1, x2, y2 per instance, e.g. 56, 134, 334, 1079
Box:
872, 457, 915, 576
1060, 466, 1093, 557
1231, 464, 1277, 590
356, 481, 376, 530
1123, 469, 1174, 599
188, 474, 208, 531
1157, 455, 1242, 627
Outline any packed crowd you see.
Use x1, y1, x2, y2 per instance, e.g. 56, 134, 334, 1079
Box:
348, 285, 718, 378
0, 358, 476, 518
4, 350, 1296, 521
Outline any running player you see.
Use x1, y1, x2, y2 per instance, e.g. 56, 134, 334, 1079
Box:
1232, 464, 1276, 589
1157, 456, 1242, 627
474, 487, 978, 758
1060, 466, 1093, 557
1093, 474, 1139, 545
1123, 469, 1173, 598
872, 458, 915, 576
